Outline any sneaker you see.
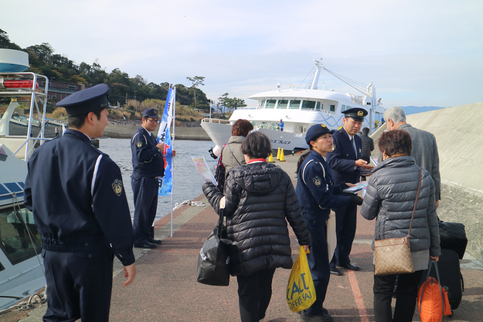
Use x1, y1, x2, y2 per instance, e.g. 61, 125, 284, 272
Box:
300, 311, 333, 322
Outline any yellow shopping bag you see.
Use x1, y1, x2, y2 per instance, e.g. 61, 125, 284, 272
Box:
286, 246, 316, 312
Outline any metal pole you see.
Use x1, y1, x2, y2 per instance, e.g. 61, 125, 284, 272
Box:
170, 86, 176, 237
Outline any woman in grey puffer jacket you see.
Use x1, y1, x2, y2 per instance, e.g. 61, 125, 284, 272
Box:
203, 131, 311, 322
360, 130, 440, 322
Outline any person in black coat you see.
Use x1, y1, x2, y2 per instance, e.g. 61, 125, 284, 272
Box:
326, 108, 373, 276
360, 127, 374, 164
25, 84, 136, 322
203, 131, 311, 322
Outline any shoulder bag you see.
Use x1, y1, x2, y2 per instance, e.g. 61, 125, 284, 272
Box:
374, 168, 422, 276
196, 197, 232, 286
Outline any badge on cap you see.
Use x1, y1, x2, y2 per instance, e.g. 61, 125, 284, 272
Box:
112, 179, 123, 196
357, 110, 364, 117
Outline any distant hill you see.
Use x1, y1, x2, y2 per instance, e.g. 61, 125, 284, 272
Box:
400, 106, 447, 115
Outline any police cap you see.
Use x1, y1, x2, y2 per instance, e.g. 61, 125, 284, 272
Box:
57, 84, 110, 117
305, 124, 335, 145
142, 108, 159, 119
342, 107, 367, 122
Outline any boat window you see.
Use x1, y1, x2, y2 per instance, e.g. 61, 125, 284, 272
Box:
266, 100, 276, 109
0, 206, 41, 266
301, 101, 316, 110
289, 100, 301, 109
341, 105, 346, 111
260, 100, 266, 109
330, 105, 336, 112
315, 102, 323, 111
278, 100, 288, 109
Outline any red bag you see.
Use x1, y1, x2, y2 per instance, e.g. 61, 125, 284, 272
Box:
418, 260, 452, 322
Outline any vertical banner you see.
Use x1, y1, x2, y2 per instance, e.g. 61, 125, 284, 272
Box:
157, 86, 176, 195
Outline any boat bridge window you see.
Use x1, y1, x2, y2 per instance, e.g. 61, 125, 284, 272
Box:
289, 100, 301, 109
315, 102, 323, 111
278, 100, 288, 109
0, 206, 41, 266
330, 105, 336, 112
260, 100, 266, 108
266, 100, 276, 109
302, 101, 316, 110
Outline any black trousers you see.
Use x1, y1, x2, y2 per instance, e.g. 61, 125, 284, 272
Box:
373, 270, 424, 322
330, 201, 357, 268
42, 249, 114, 322
132, 175, 159, 244
236, 268, 276, 322
303, 219, 330, 316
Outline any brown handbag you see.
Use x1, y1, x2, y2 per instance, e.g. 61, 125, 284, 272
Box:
374, 169, 422, 276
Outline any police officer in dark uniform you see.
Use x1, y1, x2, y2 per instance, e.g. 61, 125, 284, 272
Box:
326, 108, 374, 275
296, 124, 363, 322
131, 108, 168, 248
24, 84, 136, 322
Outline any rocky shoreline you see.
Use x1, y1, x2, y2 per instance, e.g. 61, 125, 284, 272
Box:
103, 122, 211, 140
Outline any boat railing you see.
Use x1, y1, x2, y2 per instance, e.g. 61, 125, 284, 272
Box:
0, 72, 49, 161
201, 118, 231, 125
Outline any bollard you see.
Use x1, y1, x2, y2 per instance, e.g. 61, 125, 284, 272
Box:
279, 148, 286, 162
268, 153, 275, 163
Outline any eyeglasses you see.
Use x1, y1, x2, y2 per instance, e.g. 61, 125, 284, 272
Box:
147, 118, 160, 123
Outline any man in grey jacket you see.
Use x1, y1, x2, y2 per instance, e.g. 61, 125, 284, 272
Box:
383, 106, 441, 207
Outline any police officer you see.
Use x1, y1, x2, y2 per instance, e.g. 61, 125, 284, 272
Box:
326, 108, 374, 275
131, 108, 174, 248
296, 124, 363, 322
24, 84, 136, 322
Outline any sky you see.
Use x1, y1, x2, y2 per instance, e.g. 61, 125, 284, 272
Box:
2, 0, 483, 108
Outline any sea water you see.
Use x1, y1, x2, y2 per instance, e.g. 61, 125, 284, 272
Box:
98, 138, 217, 221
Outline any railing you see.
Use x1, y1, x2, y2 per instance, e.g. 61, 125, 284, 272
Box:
201, 118, 231, 125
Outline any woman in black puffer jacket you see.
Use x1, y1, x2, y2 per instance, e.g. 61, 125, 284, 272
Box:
203, 131, 311, 322
360, 130, 440, 322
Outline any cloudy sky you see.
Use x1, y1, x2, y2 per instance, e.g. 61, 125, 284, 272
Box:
3, 0, 482, 108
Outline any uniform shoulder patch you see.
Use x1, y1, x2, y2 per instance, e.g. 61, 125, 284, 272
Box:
112, 179, 123, 196
312, 176, 322, 187
136, 140, 143, 148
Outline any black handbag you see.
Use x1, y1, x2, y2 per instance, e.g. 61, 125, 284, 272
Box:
438, 221, 467, 259
196, 197, 232, 286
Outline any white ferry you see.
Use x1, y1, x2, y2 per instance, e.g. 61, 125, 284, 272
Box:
201, 59, 386, 155
0, 49, 49, 311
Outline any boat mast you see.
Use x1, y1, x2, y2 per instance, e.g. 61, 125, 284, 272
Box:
310, 59, 323, 90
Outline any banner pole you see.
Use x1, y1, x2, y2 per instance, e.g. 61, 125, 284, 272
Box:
170, 87, 176, 237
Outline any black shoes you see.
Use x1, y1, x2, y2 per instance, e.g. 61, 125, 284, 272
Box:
148, 238, 162, 245
330, 267, 342, 276
339, 263, 360, 271
300, 311, 333, 322
134, 241, 157, 249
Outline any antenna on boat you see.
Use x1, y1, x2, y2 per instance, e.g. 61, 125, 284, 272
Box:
311, 59, 323, 90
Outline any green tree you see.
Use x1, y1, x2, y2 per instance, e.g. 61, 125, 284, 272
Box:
186, 76, 205, 109
0, 29, 22, 49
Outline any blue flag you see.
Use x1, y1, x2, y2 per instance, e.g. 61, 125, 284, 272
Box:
157, 86, 175, 195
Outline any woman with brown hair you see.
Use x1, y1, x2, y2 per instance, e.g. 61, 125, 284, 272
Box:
360, 130, 440, 322
222, 119, 254, 173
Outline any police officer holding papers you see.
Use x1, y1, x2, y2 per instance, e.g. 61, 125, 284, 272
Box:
25, 84, 136, 322
326, 108, 373, 275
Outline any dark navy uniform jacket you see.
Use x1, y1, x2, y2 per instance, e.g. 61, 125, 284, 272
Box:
131, 126, 164, 178
295, 150, 350, 222
24, 129, 135, 266
326, 127, 362, 185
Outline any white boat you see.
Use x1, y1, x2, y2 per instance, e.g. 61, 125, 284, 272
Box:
201, 59, 386, 155
0, 66, 50, 311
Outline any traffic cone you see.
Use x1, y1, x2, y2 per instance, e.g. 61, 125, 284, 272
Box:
277, 147, 281, 160
279, 149, 286, 162
268, 153, 275, 163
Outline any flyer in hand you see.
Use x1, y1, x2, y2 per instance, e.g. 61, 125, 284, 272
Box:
343, 181, 368, 193
192, 157, 217, 184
